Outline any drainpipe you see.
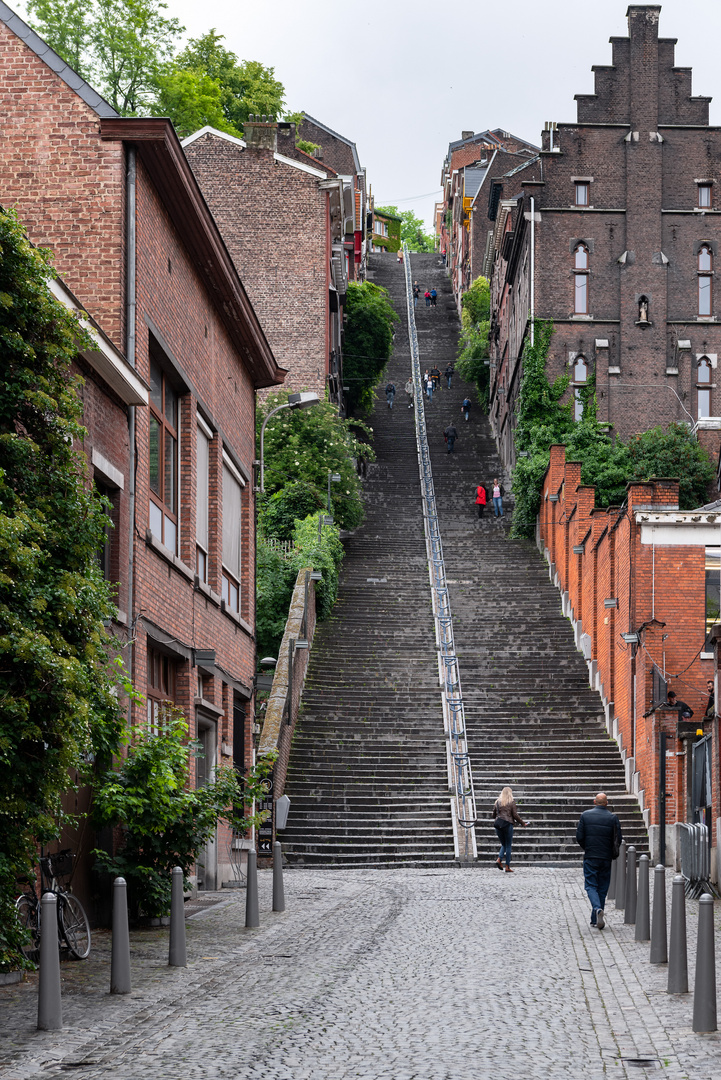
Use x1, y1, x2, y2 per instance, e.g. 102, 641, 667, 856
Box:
530, 196, 535, 346
126, 147, 137, 724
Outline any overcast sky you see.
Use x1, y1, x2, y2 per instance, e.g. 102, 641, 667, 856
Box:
47, 1, 721, 229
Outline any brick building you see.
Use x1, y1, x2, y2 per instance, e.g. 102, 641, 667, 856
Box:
183, 120, 348, 406
486, 5, 721, 475
369, 205, 402, 254
0, 3, 285, 899
539, 446, 720, 877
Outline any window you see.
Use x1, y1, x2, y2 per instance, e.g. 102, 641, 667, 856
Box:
697, 357, 712, 418
95, 480, 117, 582
575, 183, 589, 207
573, 356, 588, 421
698, 245, 713, 317
698, 184, 712, 209
374, 220, 388, 237
705, 548, 720, 652
222, 458, 243, 613
149, 354, 179, 552
573, 243, 589, 314
147, 646, 176, 734
196, 422, 210, 582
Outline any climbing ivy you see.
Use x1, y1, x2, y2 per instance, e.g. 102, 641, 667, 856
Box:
456, 276, 491, 409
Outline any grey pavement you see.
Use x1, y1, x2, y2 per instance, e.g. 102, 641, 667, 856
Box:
1, 866, 720, 1079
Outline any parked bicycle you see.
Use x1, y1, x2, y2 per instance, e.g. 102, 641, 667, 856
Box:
15, 849, 91, 961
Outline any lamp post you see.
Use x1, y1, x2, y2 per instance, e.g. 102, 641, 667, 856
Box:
257, 392, 320, 493
327, 470, 341, 513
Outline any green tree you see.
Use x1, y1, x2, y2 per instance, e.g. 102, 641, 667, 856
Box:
153, 68, 238, 138
342, 281, 399, 414
261, 480, 324, 542
375, 206, 434, 252
257, 392, 373, 529
0, 208, 124, 969
627, 423, 714, 509
25, 0, 91, 77
456, 276, 491, 408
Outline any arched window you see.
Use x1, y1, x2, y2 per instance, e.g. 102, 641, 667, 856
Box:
698, 245, 713, 316
698, 357, 712, 418
573, 356, 588, 421
573, 243, 589, 314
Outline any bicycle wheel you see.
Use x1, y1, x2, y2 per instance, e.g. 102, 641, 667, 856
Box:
15, 894, 40, 961
58, 893, 91, 960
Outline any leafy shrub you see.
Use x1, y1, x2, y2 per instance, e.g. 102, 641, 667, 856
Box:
261, 481, 324, 541
342, 281, 398, 415
627, 423, 715, 509
93, 715, 274, 918
456, 277, 491, 409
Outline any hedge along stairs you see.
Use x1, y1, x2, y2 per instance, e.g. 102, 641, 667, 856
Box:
281, 252, 455, 867
282, 251, 647, 867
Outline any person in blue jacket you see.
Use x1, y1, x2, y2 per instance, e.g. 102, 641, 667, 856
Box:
576, 792, 622, 929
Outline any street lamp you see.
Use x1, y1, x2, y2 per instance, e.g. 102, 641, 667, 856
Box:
257, 392, 321, 493
327, 470, 341, 512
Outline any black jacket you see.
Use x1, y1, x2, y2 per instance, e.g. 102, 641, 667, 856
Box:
576, 805, 622, 861
445, 426, 457, 439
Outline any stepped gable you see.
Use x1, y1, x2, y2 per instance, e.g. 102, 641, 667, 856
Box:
575, 5, 711, 126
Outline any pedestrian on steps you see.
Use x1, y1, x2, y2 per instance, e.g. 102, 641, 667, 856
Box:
397, 249, 404, 264
385, 382, 395, 409
461, 396, 472, 421
430, 288, 437, 307
430, 366, 441, 391
492, 478, 504, 517
493, 787, 528, 872
405, 378, 414, 408
413, 281, 420, 307
445, 363, 454, 389
444, 423, 457, 453
475, 483, 487, 517
576, 792, 622, 929
424, 371, 433, 401
424, 290, 431, 307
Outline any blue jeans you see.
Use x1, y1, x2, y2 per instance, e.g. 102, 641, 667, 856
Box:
425, 298, 431, 306
583, 859, 612, 923
426, 384, 432, 400
495, 821, 513, 865
446, 438, 455, 453
386, 392, 394, 408
493, 496, 503, 517
446, 376, 452, 389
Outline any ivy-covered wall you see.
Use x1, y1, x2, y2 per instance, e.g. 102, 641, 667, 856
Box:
371, 213, 402, 253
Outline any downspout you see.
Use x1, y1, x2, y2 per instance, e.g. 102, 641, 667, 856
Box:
530, 196, 535, 347
126, 146, 137, 725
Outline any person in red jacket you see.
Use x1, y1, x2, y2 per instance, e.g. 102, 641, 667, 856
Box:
475, 483, 487, 518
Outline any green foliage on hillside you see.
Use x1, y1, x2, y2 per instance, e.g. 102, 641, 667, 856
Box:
0, 208, 124, 969
343, 281, 399, 415
456, 276, 491, 409
375, 206, 434, 253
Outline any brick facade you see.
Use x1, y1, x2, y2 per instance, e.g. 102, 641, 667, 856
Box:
539, 446, 720, 876
0, 7, 284, 904
486, 6, 721, 477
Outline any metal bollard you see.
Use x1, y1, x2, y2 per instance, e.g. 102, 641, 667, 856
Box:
110, 876, 131, 993
615, 840, 627, 910
168, 866, 186, 967
650, 864, 668, 964
272, 842, 285, 913
245, 850, 259, 928
667, 874, 688, 994
37, 893, 62, 1030
608, 854, 617, 902
692, 894, 717, 1032
635, 855, 650, 941
624, 845, 637, 924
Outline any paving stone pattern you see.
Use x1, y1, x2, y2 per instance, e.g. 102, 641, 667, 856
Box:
1, 868, 719, 1079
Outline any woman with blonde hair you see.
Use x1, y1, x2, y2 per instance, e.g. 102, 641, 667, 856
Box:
492, 786, 528, 872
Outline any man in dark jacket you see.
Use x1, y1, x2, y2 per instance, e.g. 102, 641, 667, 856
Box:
576, 792, 622, 929
444, 424, 457, 453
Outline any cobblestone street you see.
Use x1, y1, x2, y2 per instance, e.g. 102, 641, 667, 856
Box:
1, 867, 719, 1079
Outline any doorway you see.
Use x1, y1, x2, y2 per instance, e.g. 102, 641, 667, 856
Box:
196, 714, 217, 890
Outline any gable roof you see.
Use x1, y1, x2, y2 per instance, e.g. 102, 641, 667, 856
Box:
182, 125, 330, 179
301, 112, 362, 175
0, 0, 117, 117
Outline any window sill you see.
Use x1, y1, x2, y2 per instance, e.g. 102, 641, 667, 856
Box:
571, 314, 594, 320
145, 530, 194, 582
666, 368, 679, 375
697, 316, 717, 323
221, 600, 254, 638
194, 576, 221, 606
194, 696, 224, 717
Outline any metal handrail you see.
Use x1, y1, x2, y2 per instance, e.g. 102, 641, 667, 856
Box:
401, 243, 477, 860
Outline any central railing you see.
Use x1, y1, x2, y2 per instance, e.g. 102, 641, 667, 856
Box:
401, 243, 478, 861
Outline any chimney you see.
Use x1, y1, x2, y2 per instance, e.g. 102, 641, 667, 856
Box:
244, 114, 277, 152
461, 130, 474, 141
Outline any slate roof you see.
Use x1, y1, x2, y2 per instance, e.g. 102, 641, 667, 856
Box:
0, 0, 117, 117
301, 112, 362, 175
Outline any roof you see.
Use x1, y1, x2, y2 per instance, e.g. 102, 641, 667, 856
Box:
463, 165, 488, 200
182, 126, 329, 179
101, 118, 285, 389
374, 208, 402, 222
0, 0, 117, 117
301, 112, 362, 175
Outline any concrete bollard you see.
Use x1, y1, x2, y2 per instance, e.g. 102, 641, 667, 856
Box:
667, 874, 688, 994
624, 845, 637, 925
110, 876, 131, 993
37, 893, 62, 1030
272, 842, 285, 913
608, 854, 617, 902
245, 850, 259, 928
650, 864, 668, 964
692, 893, 718, 1032
635, 855, 650, 942
168, 866, 186, 967
615, 840, 627, 910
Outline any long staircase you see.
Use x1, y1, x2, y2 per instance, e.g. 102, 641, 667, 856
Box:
282, 251, 647, 866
